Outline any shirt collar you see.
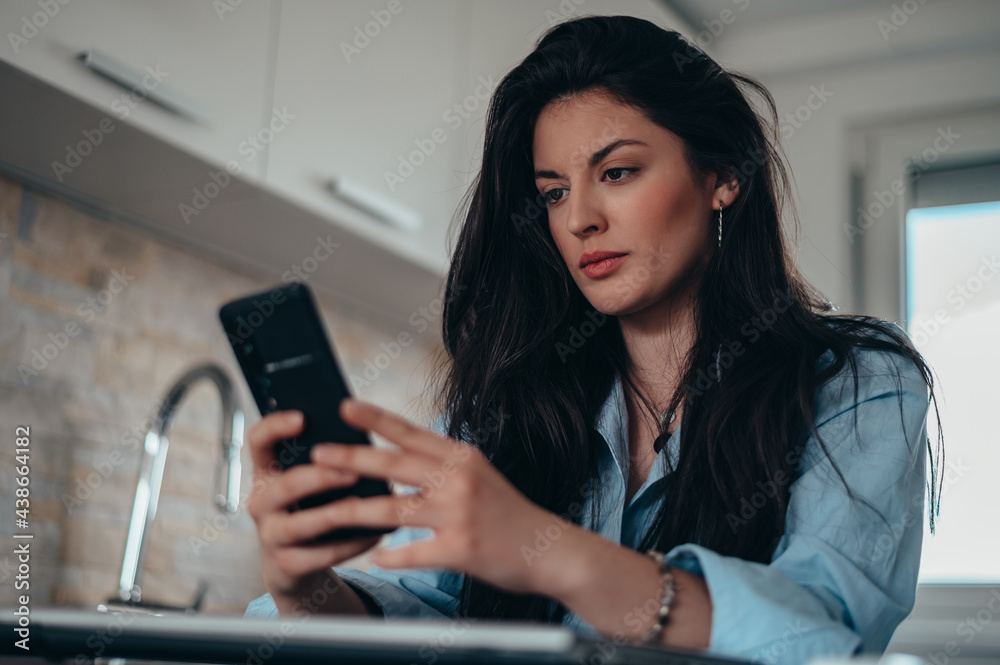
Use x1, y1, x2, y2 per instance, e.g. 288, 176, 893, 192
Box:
593, 371, 682, 481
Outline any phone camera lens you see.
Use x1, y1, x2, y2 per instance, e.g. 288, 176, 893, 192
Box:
267, 397, 277, 409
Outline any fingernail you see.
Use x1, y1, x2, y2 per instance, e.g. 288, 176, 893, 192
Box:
311, 444, 334, 462
288, 411, 304, 426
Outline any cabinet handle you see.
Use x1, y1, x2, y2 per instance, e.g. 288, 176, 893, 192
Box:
326, 177, 423, 232
76, 48, 211, 124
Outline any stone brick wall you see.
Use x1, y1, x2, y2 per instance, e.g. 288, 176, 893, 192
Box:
0, 174, 445, 614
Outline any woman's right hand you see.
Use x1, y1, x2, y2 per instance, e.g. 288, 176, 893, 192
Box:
246, 410, 383, 615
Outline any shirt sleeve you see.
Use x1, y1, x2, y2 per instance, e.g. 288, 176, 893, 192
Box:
663, 338, 931, 665
244, 413, 465, 621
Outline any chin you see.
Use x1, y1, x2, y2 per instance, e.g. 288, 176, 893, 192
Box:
583, 287, 643, 317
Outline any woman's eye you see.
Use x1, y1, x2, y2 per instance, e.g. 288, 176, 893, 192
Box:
543, 168, 637, 206
604, 167, 637, 182
543, 188, 567, 205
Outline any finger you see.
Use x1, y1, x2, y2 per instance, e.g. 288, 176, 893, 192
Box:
310, 441, 448, 489
271, 537, 381, 579
247, 410, 305, 475
339, 399, 460, 460
371, 535, 446, 570
323, 493, 443, 530
251, 464, 360, 517
263, 501, 387, 547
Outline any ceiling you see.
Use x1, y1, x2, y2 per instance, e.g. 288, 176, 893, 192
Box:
660, 0, 881, 32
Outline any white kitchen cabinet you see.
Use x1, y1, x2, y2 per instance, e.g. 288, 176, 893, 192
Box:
1, 0, 685, 310
265, 0, 472, 276
0, 0, 274, 180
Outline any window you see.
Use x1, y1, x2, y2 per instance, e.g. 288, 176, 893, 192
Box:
904, 162, 1000, 583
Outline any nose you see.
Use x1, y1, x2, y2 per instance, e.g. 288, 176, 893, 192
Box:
564, 183, 607, 238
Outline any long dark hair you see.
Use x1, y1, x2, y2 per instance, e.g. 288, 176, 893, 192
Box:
426, 14, 944, 624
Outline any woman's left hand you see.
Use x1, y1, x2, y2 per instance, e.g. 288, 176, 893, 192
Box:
309, 398, 577, 597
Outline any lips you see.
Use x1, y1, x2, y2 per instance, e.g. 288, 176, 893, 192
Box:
579, 250, 627, 268
580, 253, 628, 279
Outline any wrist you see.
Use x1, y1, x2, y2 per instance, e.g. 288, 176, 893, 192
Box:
524, 515, 601, 603
638, 550, 677, 644
271, 569, 368, 616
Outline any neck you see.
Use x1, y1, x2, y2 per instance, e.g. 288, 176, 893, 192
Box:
618, 289, 697, 413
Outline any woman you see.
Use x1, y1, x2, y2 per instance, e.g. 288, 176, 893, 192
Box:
244, 14, 943, 664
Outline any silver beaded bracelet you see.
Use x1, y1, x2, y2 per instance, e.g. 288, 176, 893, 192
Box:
641, 549, 676, 644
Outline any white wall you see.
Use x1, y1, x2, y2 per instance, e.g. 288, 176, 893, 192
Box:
708, 0, 1000, 315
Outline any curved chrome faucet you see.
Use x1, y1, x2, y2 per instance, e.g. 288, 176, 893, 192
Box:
113, 363, 245, 608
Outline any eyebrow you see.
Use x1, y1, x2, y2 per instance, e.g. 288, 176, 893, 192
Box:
534, 139, 648, 180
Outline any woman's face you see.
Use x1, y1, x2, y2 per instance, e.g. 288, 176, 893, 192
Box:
533, 89, 734, 317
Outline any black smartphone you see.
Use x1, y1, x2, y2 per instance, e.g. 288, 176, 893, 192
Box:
219, 281, 394, 544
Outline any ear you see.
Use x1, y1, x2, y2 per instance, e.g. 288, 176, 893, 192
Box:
713, 170, 740, 209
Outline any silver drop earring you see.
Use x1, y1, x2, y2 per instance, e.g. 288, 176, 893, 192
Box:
716, 201, 724, 383
717, 202, 723, 248
714, 343, 722, 384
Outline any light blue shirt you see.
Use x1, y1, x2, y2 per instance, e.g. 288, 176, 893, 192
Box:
245, 326, 931, 665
